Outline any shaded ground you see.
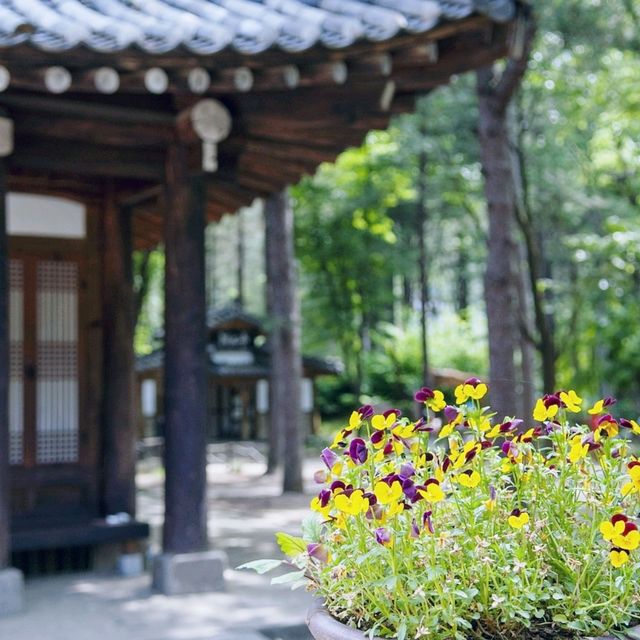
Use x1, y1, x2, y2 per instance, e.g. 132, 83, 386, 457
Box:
0, 451, 321, 640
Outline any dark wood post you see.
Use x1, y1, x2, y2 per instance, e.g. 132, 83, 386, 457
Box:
163, 142, 208, 553
101, 183, 136, 516
265, 189, 303, 493
0, 156, 9, 568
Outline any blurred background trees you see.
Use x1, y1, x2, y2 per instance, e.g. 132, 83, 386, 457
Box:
134, 0, 640, 424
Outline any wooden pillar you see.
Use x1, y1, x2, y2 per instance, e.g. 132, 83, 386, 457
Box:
101, 184, 136, 516
0, 156, 9, 568
265, 189, 303, 493
163, 143, 208, 553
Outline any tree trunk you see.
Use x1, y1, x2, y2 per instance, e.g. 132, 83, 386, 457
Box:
0, 158, 9, 568
163, 144, 208, 553
477, 80, 519, 418
265, 189, 304, 492
515, 240, 536, 419
416, 143, 431, 388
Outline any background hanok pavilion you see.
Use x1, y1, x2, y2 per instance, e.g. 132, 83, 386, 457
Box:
0, 0, 520, 609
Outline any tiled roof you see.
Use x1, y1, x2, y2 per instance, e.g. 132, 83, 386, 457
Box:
0, 0, 515, 56
136, 347, 342, 376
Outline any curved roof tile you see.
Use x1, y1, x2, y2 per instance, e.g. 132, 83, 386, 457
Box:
0, 0, 516, 55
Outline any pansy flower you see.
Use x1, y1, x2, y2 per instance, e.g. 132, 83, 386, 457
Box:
533, 394, 561, 422
593, 414, 618, 441
374, 480, 403, 505
392, 421, 416, 439
374, 527, 392, 546
486, 418, 522, 439
334, 489, 369, 516
457, 469, 481, 488
454, 378, 488, 404
622, 460, 640, 496
559, 390, 583, 413
599, 514, 640, 550
348, 438, 368, 465
417, 478, 445, 503
414, 387, 446, 412
320, 447, 343, 475
330, 410, 364, 448
357, 404, 374, 420
311, 489, 332, 519
485, 485, 497, 512
371, 412, 397, 431
587, 396, 616, 416
610, 547, 630, 568
508, 509, 530, 529
568, 434, 589, 463
619, 418, 640, 436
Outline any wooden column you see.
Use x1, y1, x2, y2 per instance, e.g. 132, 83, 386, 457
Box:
265, 189, 303, 493
0, 157, 9, 568
101, 184, 136, 516
163, 143, 208, 553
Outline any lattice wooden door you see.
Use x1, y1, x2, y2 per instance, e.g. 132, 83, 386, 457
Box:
9, 249, 93, 525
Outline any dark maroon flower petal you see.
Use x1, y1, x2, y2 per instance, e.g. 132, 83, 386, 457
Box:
358, 404, 374, 420
443, 405, 459, 424
330, 481, 346, 494
348, 438, 368, 465
321, 447, 340, 471
383, 408, 402, 419
465, 377, 482, 387
375, 527, 391, 546
414, 387, 435, 403
423, 510, 434, 534
371, 430, 385, 444
399, 463, 415, 479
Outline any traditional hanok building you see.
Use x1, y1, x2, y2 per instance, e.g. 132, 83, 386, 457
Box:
136, 305, 341, 441
0, 0, 523, 611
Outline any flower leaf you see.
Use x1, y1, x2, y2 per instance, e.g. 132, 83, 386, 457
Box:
275, 532, 307, 558
271, 569, 306, 585
236, 559, 283, 575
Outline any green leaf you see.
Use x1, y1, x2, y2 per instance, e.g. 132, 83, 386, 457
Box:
236, 559, 283, 575
397, 620, 407, 640
275, 532, 307, 558
271, 569, 306, 585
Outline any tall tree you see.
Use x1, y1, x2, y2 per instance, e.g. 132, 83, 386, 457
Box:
476, 13, 536, 417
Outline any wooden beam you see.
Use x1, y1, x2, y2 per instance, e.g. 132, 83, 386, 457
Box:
101, 182, 136, 517
264, 189, 303, 491
0, 155, 8, 568
163, 144, 208, 554
11, 138, 165, 180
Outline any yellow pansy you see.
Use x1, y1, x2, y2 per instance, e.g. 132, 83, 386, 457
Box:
568, 435, 588, 464
600, 518, 626, 542
418, 480, 445, 503
533, 399, 559, 422
559, 390, 582, 413
386, 501, 405, 518
610, 548, 630, 568
334, 490, 369, 516
454, 379, 488, 404
588, 400, 605, 415
371, 413, 397, 431
508, 510, 530, 529
457, 470, 481, 489
622, 463, 640, 496
310, 496, 331, 519
427, 390, 446, 412
392, 422, 415, 439
374, 481, 403, 505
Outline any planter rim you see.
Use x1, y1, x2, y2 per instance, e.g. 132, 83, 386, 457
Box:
306, 603, 640, 640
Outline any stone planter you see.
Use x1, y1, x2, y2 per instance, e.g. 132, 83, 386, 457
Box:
306, 603, 640, 640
